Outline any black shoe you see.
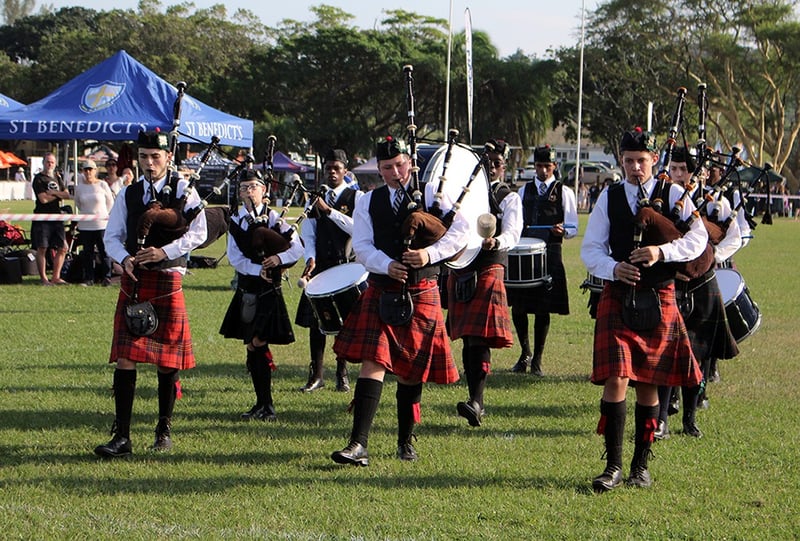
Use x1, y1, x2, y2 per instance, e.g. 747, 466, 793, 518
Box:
654, 420, 670, 440
456, 400, 482, 427
253, 404, 277, 422
397, 442, 418, 461
626, 465, 652, 488
331, 441, 369, 466
150, 418, 172, 452
511, 353, 531, 373
241, 404, 264, 420
94, 435, 132, 458
335, 374, 350, 392
592, 466, 623, 493
682, 421, 703, 438
299, 378, 324, 393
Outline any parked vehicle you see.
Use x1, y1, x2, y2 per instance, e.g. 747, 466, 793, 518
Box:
567, 162, 622, 184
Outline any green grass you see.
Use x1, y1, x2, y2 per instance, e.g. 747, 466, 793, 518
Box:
1, 198, 799, 539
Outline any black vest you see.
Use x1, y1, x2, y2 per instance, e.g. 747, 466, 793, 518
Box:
124, 174, 186, 268
368, 185, 437, 282
607, 181, 674, 288
312, 187, 357, 267
522, 180, 564, 244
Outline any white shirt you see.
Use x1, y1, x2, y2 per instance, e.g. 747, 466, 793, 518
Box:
696, 186, 742, 263
104, 174, 207, 274
228, 204, 304, 276
490, 181, 523, 251
518, 176, 579, 239
301, 183, 362, 261
74, 180, 114, 231
581, 178, 709, 281
352, 180, 469, 275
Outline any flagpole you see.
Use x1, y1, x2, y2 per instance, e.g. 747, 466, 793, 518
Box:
444, 0, 454, 135
574, 0, 586, 197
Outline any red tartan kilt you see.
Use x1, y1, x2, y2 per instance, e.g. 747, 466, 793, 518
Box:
333, 278, 458, 384
110, 270, 196, 370
591, 281, 701, 387
446, 264, 513, 348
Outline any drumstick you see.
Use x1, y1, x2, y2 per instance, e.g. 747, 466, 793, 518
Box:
525, 224, 577, 231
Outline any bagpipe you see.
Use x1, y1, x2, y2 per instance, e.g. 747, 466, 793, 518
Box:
398, 65, 492, 266
631, 86, 716, 280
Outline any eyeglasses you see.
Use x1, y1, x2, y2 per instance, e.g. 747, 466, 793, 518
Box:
491, 160, 506, 168
239, 184, 263, 192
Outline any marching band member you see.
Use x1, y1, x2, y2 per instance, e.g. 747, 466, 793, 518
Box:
654, 147, 740, 440
581, 128, 705, 492
219, 169, 303, 422
448, 139, 522, 427
510, 145, 578, 376
295, 148, 362, 393
95, 130, 207, 457
330, 136, 467, 466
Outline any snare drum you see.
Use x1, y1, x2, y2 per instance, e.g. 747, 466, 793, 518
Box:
715, 268, 762, 343
504, 238, 549, 288
581, 272, 606, 293
305, 263, 369, 335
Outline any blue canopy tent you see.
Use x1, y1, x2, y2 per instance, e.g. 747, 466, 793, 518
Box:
0, 50, 252, 147
0, 92, 25, 112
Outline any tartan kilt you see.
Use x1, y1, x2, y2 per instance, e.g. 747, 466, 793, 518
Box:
333, 278, 458, 384
591, 281, 702, 388
220, 273, 295, 345
110, 270, 195, 370
509, 243, 570, 315
677, 272, 739, 361
446, 264, 513, 349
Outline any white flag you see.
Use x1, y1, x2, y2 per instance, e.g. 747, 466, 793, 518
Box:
465, 8, 474, 145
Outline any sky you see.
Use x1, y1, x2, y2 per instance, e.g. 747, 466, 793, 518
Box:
44, 0, 600, 58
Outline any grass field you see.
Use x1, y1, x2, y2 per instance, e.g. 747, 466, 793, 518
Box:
1, 198, 799, 539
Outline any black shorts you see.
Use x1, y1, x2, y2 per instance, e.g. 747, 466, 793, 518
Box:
30, 221, 66, 250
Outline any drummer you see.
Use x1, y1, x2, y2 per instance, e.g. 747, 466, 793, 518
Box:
654, 146, 740, 440
510, 145, 578, 376
295, 148, 362, 393
330, 136, 467, 466
219, 169, 304, 422
448, 139, 522, 427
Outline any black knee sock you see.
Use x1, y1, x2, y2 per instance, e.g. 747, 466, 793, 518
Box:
349, 378, 383, 447
633, 403, 659, 469
657, 386, 672, 424
532, 314, 550, 361
468, 345, 490, 408
396, 382, 423, 445
157, 369, 179, 420
248, 345, 272, 406
113, 368, 137, 439
682, 385, 700, 426
511, 307, 530, 354
599, 399, 626, 471
309, 328, 326, 380
461, 338, 474, 398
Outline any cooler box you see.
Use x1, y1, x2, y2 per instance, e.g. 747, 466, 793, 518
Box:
0, 256, 23, 284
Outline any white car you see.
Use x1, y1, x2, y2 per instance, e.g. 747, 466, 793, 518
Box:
567, 162, 621, 184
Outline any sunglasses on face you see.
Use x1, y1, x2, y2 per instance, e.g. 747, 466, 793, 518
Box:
490, 160, 506, 168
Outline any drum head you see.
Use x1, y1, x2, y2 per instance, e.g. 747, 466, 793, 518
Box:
510, 237, 547, 254
422, 143, 490, 270
715, 268, 744, 305
305, 262, 368, 297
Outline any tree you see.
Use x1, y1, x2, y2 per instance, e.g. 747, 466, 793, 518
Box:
2, 0, 35, 25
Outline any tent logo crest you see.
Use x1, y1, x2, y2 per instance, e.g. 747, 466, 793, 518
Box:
80, 81, 126, 113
